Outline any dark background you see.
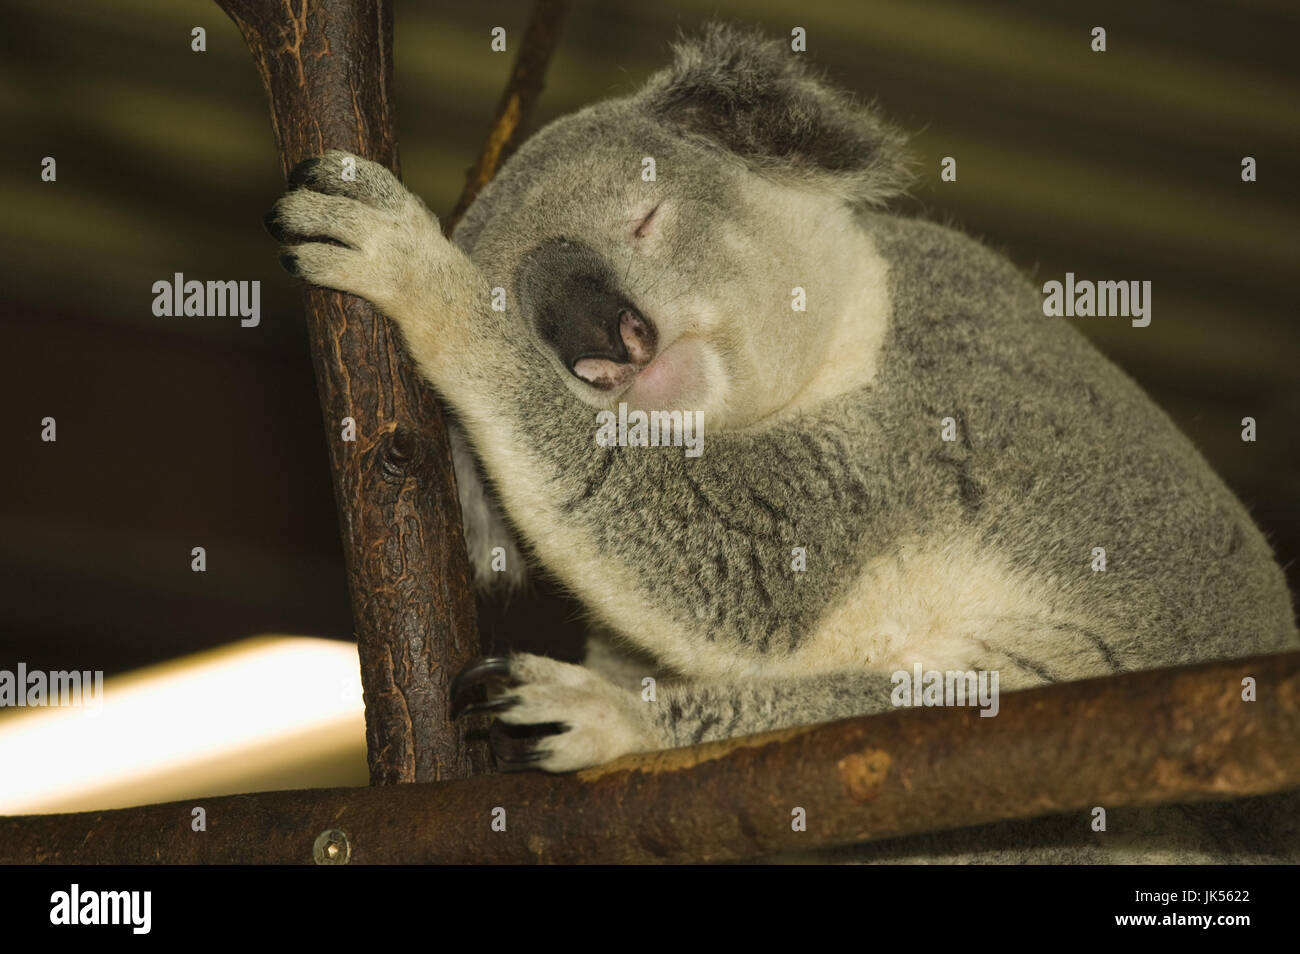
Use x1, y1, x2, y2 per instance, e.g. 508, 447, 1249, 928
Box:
2, 0, 1296, 679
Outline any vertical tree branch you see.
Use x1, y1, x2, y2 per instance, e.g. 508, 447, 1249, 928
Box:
444, 0, 571, 233
217, 0, 571, 784
213, 0, 475, 784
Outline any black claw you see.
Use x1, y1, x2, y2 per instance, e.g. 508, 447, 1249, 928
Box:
490, 718, 569, 745
263, 207, 289, 242
489, 721, 567, 772
450, 656, 512, 696
451, 657, 572, 773
278, 252, 299, 276
457, 696, 519, 718
450, 656, 515, 718
526, 721, 571, 738
287, 157, 323, 188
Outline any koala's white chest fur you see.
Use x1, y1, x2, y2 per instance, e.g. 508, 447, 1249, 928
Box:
750, 205, 893, 426
779, 536, 1102, 688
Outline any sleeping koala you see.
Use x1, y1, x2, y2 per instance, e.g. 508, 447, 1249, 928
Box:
267, 25, 1299, 860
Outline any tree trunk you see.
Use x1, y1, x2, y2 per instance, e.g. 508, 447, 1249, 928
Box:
214, 0, 488, 783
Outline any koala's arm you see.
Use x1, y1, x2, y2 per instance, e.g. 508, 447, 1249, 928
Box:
582, 628, 899, 745
269, 152, 551, 590
650, 670, 900, 747
452, 650, 898, 772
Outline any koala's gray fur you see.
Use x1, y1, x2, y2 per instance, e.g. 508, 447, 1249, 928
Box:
267, 23, 1298, 862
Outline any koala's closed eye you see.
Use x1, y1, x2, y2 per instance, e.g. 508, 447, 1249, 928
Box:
632, 201, 662, 239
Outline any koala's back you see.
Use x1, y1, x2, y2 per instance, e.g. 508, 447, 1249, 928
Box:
778, 214, 1299, 864
857, 212, 1297, 674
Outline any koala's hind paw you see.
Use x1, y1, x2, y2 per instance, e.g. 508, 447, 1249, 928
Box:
264, 150, 439, 309
451, 653, 661, 773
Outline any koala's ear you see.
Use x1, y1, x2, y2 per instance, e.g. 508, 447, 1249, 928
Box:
639, 23, 911, 207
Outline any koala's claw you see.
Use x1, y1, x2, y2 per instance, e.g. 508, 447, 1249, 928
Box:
283, 150, 413, 210
262, 206, 287, 242
458, 696, 519, 718
449, 655, 516, 718
284, 155, 347, 195
451, 655, 514, 690
286, 156, 326, 189
449, 652, 661, 773
489, 720, 567, 772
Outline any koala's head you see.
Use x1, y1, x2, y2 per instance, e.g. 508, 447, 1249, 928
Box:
455, 24, 909, 430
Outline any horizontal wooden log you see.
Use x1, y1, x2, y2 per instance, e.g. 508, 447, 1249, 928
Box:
2, 652, 1296, 864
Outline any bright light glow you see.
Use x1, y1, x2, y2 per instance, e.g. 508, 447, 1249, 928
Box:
0, 636, 367, 814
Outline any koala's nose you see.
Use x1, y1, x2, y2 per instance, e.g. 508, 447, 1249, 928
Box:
570, 309, 657, 390
549, 301, 628, 366
536, 283, 657, 390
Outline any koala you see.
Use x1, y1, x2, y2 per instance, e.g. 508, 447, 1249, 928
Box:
266, 24, 1298, 861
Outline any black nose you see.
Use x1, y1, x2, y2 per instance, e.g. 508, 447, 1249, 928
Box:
535, 272, 632, 371
515, 237, 656, 386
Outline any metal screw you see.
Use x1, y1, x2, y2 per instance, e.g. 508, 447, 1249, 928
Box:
313, 828, 351, 865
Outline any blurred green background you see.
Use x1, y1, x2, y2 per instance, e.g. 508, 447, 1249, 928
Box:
2, 0, 1296, 679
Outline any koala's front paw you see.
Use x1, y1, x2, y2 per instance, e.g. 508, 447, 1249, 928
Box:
265, 149, 438, 310
451, 653, 662, 773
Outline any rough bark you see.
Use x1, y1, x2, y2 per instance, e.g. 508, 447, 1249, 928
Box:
4, 652, 1297, 863
213, 0, 489, 782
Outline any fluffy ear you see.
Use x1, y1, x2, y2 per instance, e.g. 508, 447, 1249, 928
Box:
639, 23, 911, 207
